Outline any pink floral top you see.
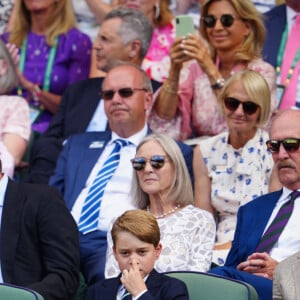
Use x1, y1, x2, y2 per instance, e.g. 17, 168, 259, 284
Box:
148, 58, 277, 140
142, 20, 175, 83
0, 95, 31, 177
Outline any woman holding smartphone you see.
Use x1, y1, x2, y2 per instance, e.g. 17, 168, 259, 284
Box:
148, 0, 276, 140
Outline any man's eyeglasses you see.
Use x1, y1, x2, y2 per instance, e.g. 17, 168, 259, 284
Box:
101, 87, 148, 100
202, 14, 240, 28
266, 138, 300, 153
224, 97, 259, 115
131, 155, 168, 171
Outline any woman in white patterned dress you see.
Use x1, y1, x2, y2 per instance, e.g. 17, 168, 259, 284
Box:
193, 70, 280, 266
105, 133, 216, 278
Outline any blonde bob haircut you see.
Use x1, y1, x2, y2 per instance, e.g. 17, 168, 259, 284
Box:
111, 210, 160, 248
131, 133, 194, 210
10, 0, 77, 47
218, 70, 271, 127
0, 40, 19, 94
200, 0, 265, 63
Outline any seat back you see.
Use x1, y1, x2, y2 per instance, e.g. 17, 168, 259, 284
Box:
165, 271, 258, 300
0, 283, 44, 300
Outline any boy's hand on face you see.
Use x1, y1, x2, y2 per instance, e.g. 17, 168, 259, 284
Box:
120, 259, 147, 297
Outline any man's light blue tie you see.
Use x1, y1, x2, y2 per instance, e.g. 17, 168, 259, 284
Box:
78, 139, 131, 234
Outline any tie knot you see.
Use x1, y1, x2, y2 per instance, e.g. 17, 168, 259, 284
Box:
296, 14, 300, 23
114, 139, 131, 148
290, 190, 300, 201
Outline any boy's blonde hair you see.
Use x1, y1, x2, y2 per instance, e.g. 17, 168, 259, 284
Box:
112, 210, 160, 248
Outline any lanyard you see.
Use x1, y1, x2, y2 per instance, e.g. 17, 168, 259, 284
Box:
276, 24, 300, 86
17, 35, 58, 95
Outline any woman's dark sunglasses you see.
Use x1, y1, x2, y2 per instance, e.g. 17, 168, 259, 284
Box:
101, 87, 147, 100
202, 14, 239, 28
131, 155, 168, 171
266, 138, 300, 153
224, 97, 259, 115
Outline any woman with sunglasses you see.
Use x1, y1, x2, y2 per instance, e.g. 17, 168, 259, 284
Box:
193, 70, 280, 266
148, 0, 276, 140
105, 133, 216, 277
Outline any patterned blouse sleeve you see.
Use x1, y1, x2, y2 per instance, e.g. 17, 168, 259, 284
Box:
66, 29, 92, 85
188, 209, 216, 272
2, 96, 31, 141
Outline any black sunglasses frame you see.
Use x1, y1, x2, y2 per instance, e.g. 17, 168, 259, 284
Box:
202, 14, 239, 28
224, 97, 259, 115
131, 155, 168, 171
266, 138, 300, 153
101, 87, 148, 101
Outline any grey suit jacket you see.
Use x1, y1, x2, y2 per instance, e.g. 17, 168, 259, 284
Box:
273, 251, 300, 300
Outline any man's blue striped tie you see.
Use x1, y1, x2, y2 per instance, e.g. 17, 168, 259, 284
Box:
78, 139, 131, 234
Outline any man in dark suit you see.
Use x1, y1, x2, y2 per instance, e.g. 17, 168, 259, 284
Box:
87, 210, 188, 300
26, 8, 160, 184
49, 63, 193, 285
210, 110, 300, 300
0, 160, 79, 300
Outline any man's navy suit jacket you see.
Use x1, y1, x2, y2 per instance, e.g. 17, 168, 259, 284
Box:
225, 190, 282, 267
49, 130, 194, 211
262, 4, 287, 67
86, 270, 189, 300
1, 180, 79, 300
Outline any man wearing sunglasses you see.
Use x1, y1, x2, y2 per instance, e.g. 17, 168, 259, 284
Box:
49, 63, 193, 285
24, 8, 161, 185
210, 110, 300, 300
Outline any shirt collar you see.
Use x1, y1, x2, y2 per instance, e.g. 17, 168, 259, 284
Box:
286, 6, 299, 32
0, 174, 9, 207
110, 124, 148, 147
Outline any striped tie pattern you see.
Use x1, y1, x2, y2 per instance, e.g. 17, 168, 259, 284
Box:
78, 139, 130, 234
256, 190, 300, 253
120, 286, 131, 300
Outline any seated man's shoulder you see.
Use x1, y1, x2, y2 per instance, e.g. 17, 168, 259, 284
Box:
67, 76, 104, 93
242, 190, 282, 211
66, 130, 111, 147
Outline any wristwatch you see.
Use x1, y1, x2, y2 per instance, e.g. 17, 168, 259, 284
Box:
211, 78, 225, 90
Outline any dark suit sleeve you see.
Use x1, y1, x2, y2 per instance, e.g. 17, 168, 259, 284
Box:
140, 277, 189, 300
27, 185, 80, 300
175, 141, 194, 186
45, 86, 71, 139
49, 137, 72, 196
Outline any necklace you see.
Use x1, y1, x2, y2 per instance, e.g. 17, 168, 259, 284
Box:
148, 204, 181, 219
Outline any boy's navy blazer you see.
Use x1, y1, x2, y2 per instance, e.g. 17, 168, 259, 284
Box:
87, 270, 189, 300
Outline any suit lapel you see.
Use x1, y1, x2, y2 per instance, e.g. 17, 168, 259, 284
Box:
1, 180, 24, 282
251, 190, 283, 248
73, 132, 112, 196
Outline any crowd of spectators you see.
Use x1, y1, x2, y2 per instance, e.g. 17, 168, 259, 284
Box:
0, 1, 299, 300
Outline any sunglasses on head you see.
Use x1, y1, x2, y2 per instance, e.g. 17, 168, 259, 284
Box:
266, 138, 300, 153
224, 97, 259, 115
131, 155, 168, 171
202, 14, 239, 28
101, 87, 148, 101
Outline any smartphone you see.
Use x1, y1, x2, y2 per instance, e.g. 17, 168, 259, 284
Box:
175, 15, 195, 38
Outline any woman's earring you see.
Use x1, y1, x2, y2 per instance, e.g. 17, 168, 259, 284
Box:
154, 2, 160, 20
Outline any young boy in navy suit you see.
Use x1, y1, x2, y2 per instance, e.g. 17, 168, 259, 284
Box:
87, 210, 189, 300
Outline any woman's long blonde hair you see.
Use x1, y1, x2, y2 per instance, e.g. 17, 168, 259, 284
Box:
10, 0, 77, 47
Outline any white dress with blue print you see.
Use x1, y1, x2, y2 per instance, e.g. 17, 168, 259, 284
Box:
199, 128, 273, 265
